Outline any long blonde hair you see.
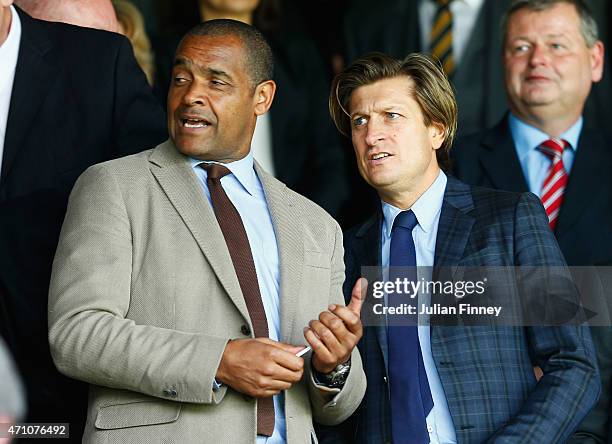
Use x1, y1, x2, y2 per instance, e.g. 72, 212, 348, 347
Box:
112, 0, 155, 85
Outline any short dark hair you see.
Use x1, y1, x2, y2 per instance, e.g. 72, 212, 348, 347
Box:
501, 0, 599, 47
183, 19, 274, 86
329, 52, 457, 172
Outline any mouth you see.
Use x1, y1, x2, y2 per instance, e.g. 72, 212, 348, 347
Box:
180, 117, 211, 128
525, 75, 551, 82
367, 151, 392, 165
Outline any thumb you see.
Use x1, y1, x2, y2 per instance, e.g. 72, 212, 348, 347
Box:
347, 277, 368, 316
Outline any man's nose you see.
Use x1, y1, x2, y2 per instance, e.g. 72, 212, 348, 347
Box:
182, 82, 208, 106
364, 119, 385, 146
529, 43, 550, 67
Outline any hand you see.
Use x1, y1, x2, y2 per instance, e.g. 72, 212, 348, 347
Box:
216, 338, 304, 398
305, 278, 367, 374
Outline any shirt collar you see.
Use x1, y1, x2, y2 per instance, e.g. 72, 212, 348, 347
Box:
189, 150, 258, 196
0, 6, 21, 90
382, 169, 447, 238
508, 113, 582, 163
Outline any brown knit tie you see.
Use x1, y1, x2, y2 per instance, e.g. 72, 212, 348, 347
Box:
201, 163, 275, 437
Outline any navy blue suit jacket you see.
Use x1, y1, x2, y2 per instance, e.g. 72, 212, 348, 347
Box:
319, 177, 600, 443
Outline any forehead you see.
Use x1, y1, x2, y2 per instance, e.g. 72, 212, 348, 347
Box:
349, 76, 417, 112
174, 34, 248, 74
507, 3, 583, 38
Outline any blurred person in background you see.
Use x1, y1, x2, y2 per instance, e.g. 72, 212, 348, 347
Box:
453, 0, 612, 441
1, 0, 167, 441
344, 0, 611, 136
0, 337, 25, 444
153, 0, 350, 222
344, 0, 512, 138
113, 0, 156, 85
15, 0, 119, 31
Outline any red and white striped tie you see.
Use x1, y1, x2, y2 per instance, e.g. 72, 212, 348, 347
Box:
539, 138, 569, 230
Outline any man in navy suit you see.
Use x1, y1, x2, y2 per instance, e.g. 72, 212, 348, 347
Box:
318, 51, 600, 443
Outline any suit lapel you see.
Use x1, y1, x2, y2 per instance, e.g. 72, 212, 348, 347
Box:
556, 129, 610, 237
149, 142, 250, 323
479, 118, 529, 193
355, 212, 389, 373
255, 162, 302, 343
2, 8, 57, 185
434, 177, 476, 270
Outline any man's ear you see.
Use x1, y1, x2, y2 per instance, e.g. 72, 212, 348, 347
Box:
430, 121, 446, 150
590, 40, 605, 83
253, 80, 276, 116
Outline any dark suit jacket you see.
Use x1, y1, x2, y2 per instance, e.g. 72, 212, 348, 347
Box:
453, 118, 612, 443
155, 29, 349, 220
319, 176, 600, 443
344, 0, 511, 136
0, 7, 167, 440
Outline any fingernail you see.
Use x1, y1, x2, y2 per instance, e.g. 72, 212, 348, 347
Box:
329, 304, 336, 311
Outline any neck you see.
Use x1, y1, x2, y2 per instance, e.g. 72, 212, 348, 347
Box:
513, 107, 581, 138
0, 6, 12, 47
199, 4, 253, 25
379, 166, 440, 210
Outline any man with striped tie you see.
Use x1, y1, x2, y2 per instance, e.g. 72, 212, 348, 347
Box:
453, 0, 612, 441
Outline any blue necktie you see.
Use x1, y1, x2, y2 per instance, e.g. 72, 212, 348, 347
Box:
388, 210, 434, 444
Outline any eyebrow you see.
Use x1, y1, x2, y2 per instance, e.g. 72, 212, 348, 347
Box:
173, 57, 233, 82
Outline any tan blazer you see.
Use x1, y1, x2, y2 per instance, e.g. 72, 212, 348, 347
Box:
48, 141, 366, 443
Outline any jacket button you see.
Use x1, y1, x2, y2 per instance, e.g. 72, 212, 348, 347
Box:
383, 376, 388, 384
241, 324, 251, 336
163, 388, 177, 397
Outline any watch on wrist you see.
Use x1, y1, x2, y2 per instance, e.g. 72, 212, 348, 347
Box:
315, 359, 351, 389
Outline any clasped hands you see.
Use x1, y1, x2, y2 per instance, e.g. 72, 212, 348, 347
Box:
216, 278, 367, 397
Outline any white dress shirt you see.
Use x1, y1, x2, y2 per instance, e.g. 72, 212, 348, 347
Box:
381, 170, 457, 444
508, 113, 581, 197
191, 152, 286, 444
0, 5, 21, 174
419, 0, 485, 65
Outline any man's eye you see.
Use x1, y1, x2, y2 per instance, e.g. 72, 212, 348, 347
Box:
211, 79, 226, 86
174, 77, 188, 84
353, 117, 367, 127
513, 44, 530, 53
387, 112, 400, 119
551, 43, 564, 50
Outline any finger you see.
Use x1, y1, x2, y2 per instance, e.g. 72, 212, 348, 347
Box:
318, 311, 354, 344
255, 337, 304, 355
265, 364, 304, 384
308, 319, 345, 358
264, 339, 304, 355
328, 305, 362, 335
267, 346, 305, 372
304, 327, 334, 364
347, 277, 368, 315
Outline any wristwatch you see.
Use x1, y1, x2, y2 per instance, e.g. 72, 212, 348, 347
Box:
314, 359, 351, 389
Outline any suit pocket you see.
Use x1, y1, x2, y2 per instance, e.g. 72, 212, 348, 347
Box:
94, 399, 181, 430
304, 251, 331, 269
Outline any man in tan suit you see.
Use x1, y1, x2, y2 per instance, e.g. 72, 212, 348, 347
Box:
48, 19, 366, 443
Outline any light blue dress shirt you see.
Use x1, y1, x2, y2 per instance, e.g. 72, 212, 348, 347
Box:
381, 170, 457, 444
508, 113, 581, 196
191, 152, 286, 444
